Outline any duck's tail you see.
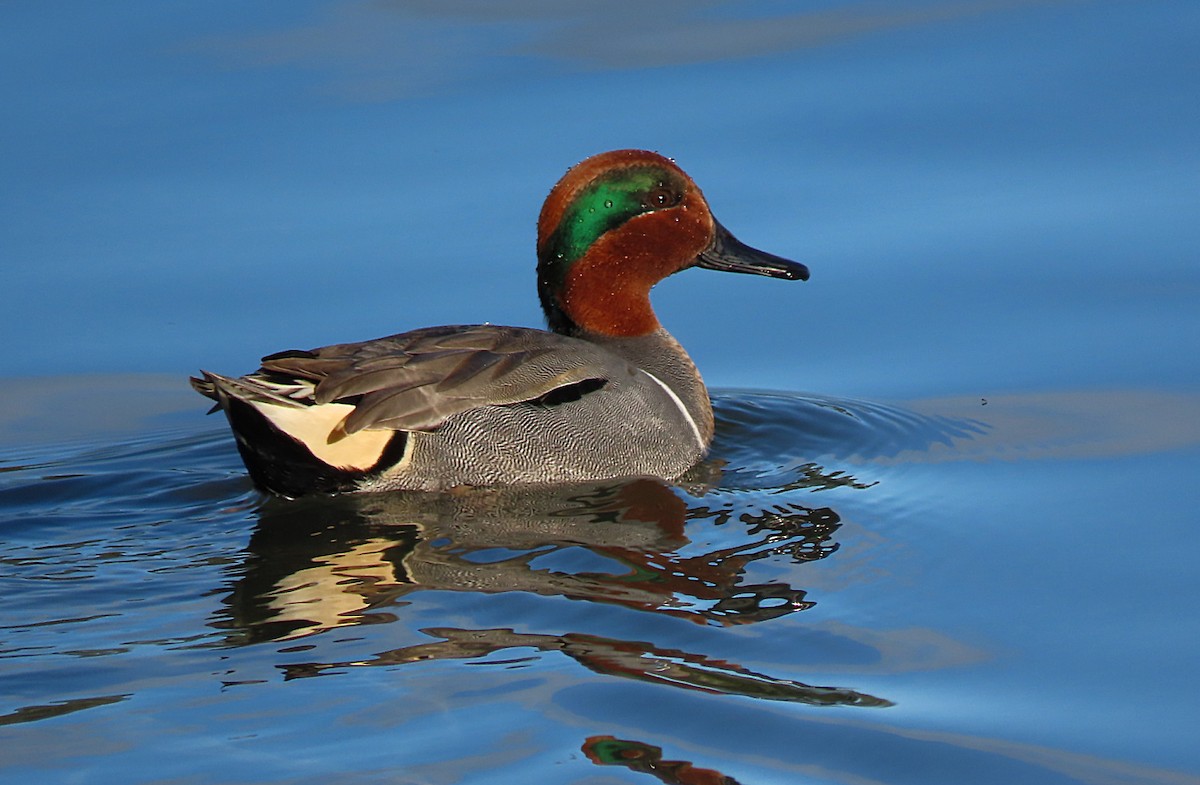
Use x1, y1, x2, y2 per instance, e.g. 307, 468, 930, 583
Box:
192, 371, 407, 498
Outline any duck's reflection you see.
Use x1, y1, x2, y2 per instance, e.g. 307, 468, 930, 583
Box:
215, 472, 889, 707
582, 735, 743, 785
277, 625, 890, 707
221, 476, 841, 642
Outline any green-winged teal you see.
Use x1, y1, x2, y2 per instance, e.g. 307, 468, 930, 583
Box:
192, 149, 808, 496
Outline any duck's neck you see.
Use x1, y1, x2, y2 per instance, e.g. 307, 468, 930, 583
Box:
540, 207, 702, 338
541, 252, 663, 338
559, 286, 659, 338
588, 328, 715, 446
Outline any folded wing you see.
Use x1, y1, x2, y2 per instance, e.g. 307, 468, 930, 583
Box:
200, 324, 622, 435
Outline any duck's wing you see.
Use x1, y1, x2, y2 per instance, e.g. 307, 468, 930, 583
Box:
204, 324, 623, 435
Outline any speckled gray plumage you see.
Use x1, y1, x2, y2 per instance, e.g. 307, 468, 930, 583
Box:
356, 327, 714, 491
198, 324, 715, 492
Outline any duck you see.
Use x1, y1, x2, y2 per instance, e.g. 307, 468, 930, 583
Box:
192, 149, 808, 497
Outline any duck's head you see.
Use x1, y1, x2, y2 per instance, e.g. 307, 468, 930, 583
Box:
536, 149, 809, 338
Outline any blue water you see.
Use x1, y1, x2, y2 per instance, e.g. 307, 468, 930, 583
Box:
3, 2, 1199, 784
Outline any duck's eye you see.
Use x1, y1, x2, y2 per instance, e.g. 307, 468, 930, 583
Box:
645, 186, 682, 209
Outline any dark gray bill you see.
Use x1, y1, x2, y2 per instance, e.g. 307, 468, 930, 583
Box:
695, 220, 809, 281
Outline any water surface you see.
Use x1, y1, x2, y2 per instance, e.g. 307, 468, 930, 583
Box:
3, 382, 1198, 783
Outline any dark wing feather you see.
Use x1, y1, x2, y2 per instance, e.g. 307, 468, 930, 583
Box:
256, 324, 622, 434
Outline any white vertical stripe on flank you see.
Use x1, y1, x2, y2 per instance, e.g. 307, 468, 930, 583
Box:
638, 369, 705, 451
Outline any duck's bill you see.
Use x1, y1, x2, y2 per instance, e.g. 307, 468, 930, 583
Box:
695, 220, 809, 281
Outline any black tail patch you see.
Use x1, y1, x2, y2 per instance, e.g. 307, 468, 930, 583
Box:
220, 396, 407, 498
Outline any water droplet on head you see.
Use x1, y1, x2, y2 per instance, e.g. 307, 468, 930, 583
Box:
604, 199, 613, 209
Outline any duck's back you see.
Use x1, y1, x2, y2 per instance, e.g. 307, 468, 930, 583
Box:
194, 325, 713, 495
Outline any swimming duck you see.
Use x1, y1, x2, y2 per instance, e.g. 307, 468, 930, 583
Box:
192, 149, 808, 497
